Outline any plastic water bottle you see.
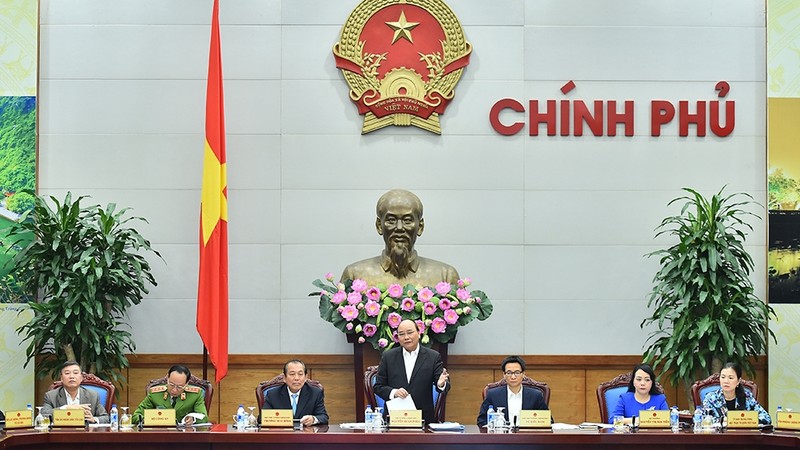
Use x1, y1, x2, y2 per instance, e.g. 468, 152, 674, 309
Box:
670, 406, 679, 432
364, 405, 374, 432
27, 404, 33, 426
486, 405, 495, 432
236, 404, 246, 430
110, 404, 119, 431
777, 405, 783, 414
692, 407, 702, 432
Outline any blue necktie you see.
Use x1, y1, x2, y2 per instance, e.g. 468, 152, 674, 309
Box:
291, 393, 298, 415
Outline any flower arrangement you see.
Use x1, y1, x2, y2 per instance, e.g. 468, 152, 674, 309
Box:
312, 273, 493, 351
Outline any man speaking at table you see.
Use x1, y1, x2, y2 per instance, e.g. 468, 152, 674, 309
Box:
374, 319, 450, 424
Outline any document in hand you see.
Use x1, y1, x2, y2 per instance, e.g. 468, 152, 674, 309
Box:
386, 395, 416, 412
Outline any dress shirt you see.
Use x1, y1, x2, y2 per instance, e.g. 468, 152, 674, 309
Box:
403, 346, 419, 383
507, 387, 523, 425
64, 390, 81, 407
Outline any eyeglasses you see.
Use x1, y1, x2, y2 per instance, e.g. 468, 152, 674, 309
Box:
167, 382, 187, 391
504, 370, 523, 377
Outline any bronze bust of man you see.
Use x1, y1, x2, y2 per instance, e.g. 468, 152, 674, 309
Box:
341, 189, 459, 287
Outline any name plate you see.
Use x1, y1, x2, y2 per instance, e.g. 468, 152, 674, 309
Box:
637, 410, 670, 428
776, 411, 800, 430
518, 410, 551, 428
143, 408, 176, 426
390, 409, 423, 428
52, 409, 86, 427
261, 409, 293, 428
726, 410, 758, 428
4, 410, 33, 429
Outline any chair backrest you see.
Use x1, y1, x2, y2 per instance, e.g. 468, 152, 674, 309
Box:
690, 373, 758, 407
255, 374, 324, 410
596, 372, 665, 424
48, 372, 116, 412
145, 374, 213, 411
481, 375, 551, 406
364, 365, 446, 423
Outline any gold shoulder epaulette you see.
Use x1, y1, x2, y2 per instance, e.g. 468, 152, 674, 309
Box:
150, 385, 167, 393
184, 385, 201, 394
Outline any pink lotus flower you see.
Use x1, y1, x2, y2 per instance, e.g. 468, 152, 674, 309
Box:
463, 306, 472, 315
346, 322, 354, 330
366, 287, 381, 301
444, 309, 459, 325
418, 287, 434, 302
387, 312, 402, 328
423, 302, 437, 315
341, 305, 358, 321
392, 331, 399, 343
351, 279, 368, 292
347, 291, 362, 305
431, 317, 447, 334
358, 336, 366, 344
400, 297, 415, 312
415, 319, 426, 334
387, 284, 403, 298
325, 272, 334, 281
364, 300, 381, 317
363, 323, 377, 337
456, 288, 470, 301
378, 338, 388, 348
435, 282, 451, 296
332, 291, 347, 304
438, 298, 452, 310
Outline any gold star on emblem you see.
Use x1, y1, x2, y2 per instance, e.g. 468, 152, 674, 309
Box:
385, 11, 419, 44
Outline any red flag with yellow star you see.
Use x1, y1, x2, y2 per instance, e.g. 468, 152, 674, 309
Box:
196, 0, 228, 383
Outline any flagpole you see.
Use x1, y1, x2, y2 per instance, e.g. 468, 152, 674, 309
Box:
202, 346, 209, 381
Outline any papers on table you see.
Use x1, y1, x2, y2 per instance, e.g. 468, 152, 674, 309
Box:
339, 422, 366, 429
428, 422, 464, 432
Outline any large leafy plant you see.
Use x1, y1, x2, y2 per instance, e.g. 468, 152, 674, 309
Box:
5, 193, 161, 383
641, 188, 775, 405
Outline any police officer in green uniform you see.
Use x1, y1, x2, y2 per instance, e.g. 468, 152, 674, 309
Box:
132, 365, 209, 425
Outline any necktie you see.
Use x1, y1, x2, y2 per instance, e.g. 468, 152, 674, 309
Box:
171, 396, 177, 408
291, 393, 298, 415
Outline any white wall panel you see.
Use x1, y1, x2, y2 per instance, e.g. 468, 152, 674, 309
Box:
37, 0, 767, 356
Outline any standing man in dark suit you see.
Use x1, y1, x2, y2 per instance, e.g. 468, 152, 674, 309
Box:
41, 360, 109, 424
264, 359, 328, 426
477, 355, 549, 426
374, 319, 450, 424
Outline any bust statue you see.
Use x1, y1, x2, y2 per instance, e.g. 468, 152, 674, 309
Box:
340, 189, 459, 287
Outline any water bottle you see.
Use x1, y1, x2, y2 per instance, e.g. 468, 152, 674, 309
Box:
777, 405, 783, 414
670, 406, 679, 432
27, 404, 33, 426
110, 404, 119, 431
236, 404, 246, 430
364, 405, 374, 432
486, 405, 495, 432
692, 407, 702, 432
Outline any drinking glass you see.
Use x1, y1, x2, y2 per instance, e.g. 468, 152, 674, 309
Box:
34, 406, 45, 431
247, 406, 258, 429
612, 415, 626, 431
494, 407, 508, 433
374, 406, 385, 430
119, 406, 132, 430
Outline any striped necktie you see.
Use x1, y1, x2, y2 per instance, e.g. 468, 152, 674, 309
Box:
291, 393, 298, 415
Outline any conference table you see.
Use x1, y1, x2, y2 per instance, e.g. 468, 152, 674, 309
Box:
2, 424, 800, 449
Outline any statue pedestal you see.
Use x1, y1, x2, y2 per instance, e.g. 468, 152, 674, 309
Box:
348, 334, 453, 421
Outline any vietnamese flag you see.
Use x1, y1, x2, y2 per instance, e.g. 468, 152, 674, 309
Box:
197, 0, 228, 383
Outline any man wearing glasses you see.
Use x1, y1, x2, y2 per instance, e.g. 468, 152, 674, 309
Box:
132, 365, 208, 425
477, 356, 549, 427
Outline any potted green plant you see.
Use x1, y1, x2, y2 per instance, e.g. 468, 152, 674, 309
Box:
5, 192, 161, 383
641, 187, 775, 405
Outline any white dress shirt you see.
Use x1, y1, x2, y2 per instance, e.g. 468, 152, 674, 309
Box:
507, 386, 523, 426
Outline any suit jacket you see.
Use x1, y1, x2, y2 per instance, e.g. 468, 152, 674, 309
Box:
263, 383, 329, 425
41, 386, 109, 424
374, 345, 450, 424
477, 385, 549, 426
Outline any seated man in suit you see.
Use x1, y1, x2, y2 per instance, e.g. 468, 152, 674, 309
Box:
263, 359, 329, 426
374, 319, 450, 424
132, 365, 208, 425
41, 360, 109, 424
477, 355, 549, 427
